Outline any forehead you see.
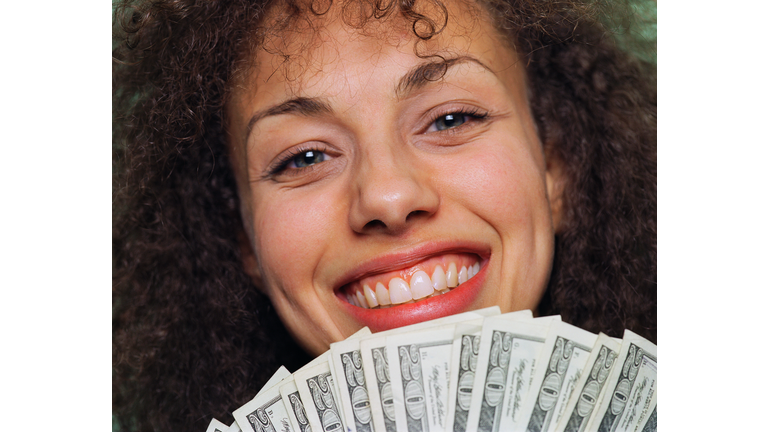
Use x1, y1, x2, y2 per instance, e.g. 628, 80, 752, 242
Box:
227, 0, 525, 136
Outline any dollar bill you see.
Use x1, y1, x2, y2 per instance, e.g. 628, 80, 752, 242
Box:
583, 330, 657, 432
639, 405, 656, 432
329, 328, 373, 432
445, 310, 534, 432
552, 333, 621, 432
360, 307, 502, 432
465, 316, 559, 432
233, 374, 294, 432
280, 377, 312, 432
293, 361, 346, 432
206, 418, 229, 432
518, 321, 598, 432
445, 323, 482, 432
257, 366, 292, 396
225, 421, 241, 432
386, 325, 459, 432
634, 385, 657, 432
278, 352, 335, 432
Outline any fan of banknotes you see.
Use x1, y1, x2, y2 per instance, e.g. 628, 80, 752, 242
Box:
206, 307, 657, 432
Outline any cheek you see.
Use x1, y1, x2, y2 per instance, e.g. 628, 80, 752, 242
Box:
252, 192, 338, 286
439, 142, 548, 223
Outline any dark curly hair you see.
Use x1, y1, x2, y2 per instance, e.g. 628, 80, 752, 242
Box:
112, 0, 656, 430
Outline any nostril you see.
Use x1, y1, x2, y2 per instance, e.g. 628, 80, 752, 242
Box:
363, 219, 387, 230
405, 210, 430, 222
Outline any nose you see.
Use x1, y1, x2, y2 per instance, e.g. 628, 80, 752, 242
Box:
348, 146, 439, 235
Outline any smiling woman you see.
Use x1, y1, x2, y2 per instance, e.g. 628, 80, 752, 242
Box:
112, 0, 656, 430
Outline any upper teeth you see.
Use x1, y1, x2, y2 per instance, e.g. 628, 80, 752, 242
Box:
348, 261, 481, 309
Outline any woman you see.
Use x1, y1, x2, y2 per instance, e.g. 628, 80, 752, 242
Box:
112, 0, 656, 430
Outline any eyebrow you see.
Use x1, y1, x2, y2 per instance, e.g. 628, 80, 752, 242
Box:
245, 97, 332, 142
244, 55, 493, 142
395, 55, 493, 98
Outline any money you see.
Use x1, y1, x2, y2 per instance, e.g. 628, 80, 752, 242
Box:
329, 328, 374, 432
445, 310, 534, 432
206, 418, 228, 432
280, 377, 312, 432
360, 308, 501, 432
446, 323, 482, 432
279, 352, 336, 432
233, 374, 294, 432
465, 316, 559, 432
203, 309, 657, 432
386, 325, 464, 432
583, 330, 657, 432
293, 360, 346, 432
518, 321, 598, 432
258, 366, 291, 397
552, 333, 621, 432
635, 385, 657, 432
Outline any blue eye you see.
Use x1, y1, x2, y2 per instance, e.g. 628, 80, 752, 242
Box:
433, 113, 468, 131
288, 150, 327, 169
426, 110, 487, 133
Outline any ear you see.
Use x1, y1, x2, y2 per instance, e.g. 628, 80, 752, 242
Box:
545, 155, 566, 234
237, 226, 264, 291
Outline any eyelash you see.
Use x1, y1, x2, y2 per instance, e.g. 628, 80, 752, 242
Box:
267, 143, 332, 177
425, 107, 489, 133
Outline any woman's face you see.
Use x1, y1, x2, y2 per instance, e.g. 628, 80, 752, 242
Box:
228, 1, 563, 355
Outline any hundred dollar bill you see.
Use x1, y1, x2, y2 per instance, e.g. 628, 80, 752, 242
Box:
386, 325, 460, 432
293, 361, 346, 432
329, 327, 374, 432
634, 385, 657, 432
257, 366, 292, 396
280, 377, 312, 432
583, 330, 657, 432
639, 403, 656, 432
445, 323, 482, 432
233, 374, 294, 432
518, 321, 598, 432
465, 316, 559, 432
552, 333, 621, 432
360, 307, 501, 432
445, 310, 534, 432
206, 418, 228, 432
280, 351, 335, 432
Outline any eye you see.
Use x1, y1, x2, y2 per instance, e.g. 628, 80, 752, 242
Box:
431, 113, 468, 131
266, 145, 336, 178
425, 109, 488, 133
287, 150, 328, 169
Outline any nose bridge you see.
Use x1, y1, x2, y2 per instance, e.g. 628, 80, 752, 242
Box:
349, 137, 439, 234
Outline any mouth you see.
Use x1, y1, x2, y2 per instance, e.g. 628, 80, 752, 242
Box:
340, 253, 483, 309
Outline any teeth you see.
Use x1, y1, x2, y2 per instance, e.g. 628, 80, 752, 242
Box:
432, 265, 448, 291
446, 262, 459, 288
410, 270, 435, 300
388, 277, 413, 304
363, 284, 379, 308
347, 260, 482, 309
458, 266, 468, 284
356, 290, 368, 309
376, 282, 391, 306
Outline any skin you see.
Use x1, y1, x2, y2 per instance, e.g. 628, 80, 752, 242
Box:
227, 0, 564, 356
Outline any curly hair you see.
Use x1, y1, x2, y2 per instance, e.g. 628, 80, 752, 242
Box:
112, 0, 656, 430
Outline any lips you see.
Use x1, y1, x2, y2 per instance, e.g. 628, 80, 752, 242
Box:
335, 243, 489, 332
